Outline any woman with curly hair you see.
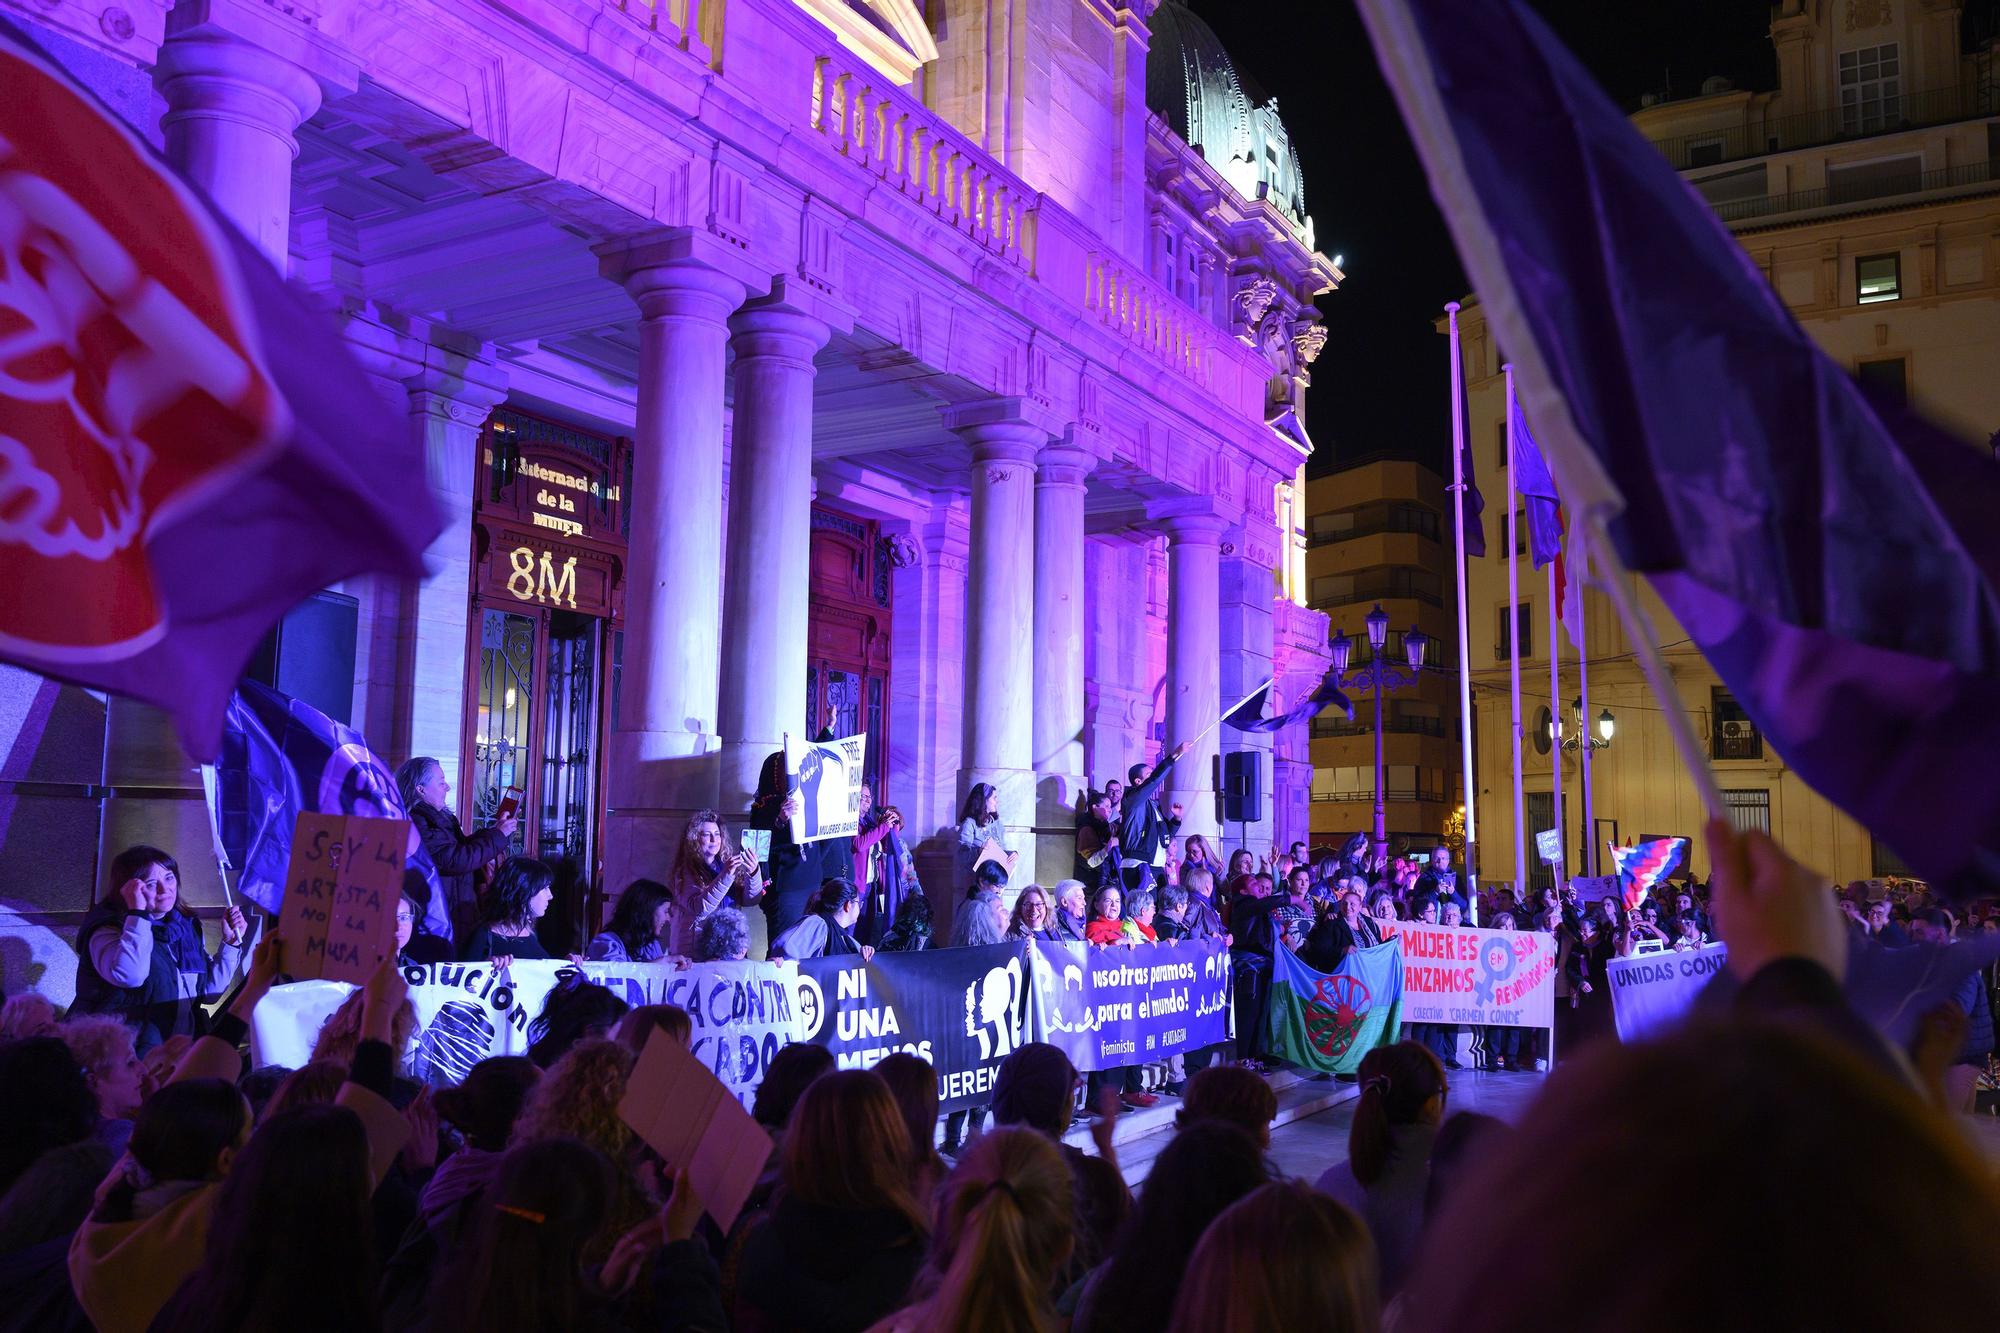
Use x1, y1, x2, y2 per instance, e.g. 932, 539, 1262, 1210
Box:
509, 1038, 651, 1261
667, 810, 763, 958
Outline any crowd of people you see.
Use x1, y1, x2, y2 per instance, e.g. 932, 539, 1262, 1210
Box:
4, 730, 1998, 1330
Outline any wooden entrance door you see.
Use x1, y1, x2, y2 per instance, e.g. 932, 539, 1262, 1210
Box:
806, 506, 892, 798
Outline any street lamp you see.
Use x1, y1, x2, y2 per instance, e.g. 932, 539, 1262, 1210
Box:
1554, 696, 1614, 753
1329, 604, 1430, 863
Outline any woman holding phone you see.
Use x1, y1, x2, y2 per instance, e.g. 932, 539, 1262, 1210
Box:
665, 809, 762, 957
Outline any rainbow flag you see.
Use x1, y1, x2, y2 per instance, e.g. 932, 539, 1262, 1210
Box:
1610, 837, 1688, 911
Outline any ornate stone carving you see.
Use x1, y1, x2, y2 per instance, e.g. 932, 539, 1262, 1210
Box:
1845, 0, 1890, 32
883, 532, 921, 568
100, 8, 136, 39
1235, 277, 1279, 327
1291, 322, 1327, 365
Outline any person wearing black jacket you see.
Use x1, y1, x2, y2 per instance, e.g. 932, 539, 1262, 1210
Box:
750, 751, 828, 946
397, 757, 515, 943
1118, 742, 1189, 892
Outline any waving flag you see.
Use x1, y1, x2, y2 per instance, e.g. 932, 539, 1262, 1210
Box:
1610, 837, 1687, 912
1358, 0, 2000, 901
217, 680, 451, 941
1506, 386, 1564, 571
1223, 672, 1354, 733
1267, 937, 1404, 1076
0, 21, 443, 759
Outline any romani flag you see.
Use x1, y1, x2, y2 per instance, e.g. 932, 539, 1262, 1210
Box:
1266, 937, 1403, 1076
0, 20, 442, 759
1609, 837, 1687, 912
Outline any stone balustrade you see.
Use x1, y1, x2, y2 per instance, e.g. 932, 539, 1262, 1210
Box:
1081, 249, 1217, 391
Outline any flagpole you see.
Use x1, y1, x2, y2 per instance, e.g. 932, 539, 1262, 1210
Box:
1546, 556, 1566, 896
1577, 549, 1596, 877
1578, 508, 1726, 822
1447, 303, 1479, 922
1504, 367, 1528, 896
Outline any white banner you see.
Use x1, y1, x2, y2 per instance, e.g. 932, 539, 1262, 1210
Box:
1380, 920, 1557, 1027
1605, 943, 1728, 1042
249, 959, 817, 1109
794, 732, 868, 844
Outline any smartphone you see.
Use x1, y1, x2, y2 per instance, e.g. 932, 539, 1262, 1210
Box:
494, 786, 525, 823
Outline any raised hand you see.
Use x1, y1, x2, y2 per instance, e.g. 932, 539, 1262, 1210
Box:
230, 935, 285, 1020
496, 812, 520, 839
1705, 818, 1845, 984
118, 877, 153, 914
221, 905, 248, 947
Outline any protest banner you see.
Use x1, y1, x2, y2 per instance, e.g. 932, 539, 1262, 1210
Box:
620, 1026, 773, 1231
1569, 874, 1620, 904
1026, 938, 1232, 1072
793, 732, 868, 844
275, 812, 407, 984
798, 942, 1026, 1112
1266, 938, 1403, 1075
1535, 828, 1562, 864
1606, 943, 1729, 1042
1381, 920, 1557, 1027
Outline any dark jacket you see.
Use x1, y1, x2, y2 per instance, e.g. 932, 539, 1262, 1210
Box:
750, 781, 827, 943
71, 901, 222, 1053
732, 1195, 924, 1333
1117, 755, 1181, 871
455, 927, 550, 962
410, 801, 509, 942
1302, 915, 1359, 975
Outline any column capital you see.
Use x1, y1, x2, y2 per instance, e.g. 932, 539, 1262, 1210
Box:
1035, 443, 1095, 491
155, 33, 321, 151
728, 299, 832, 365
407, 350, 509, 424
1155, 505, 1229, 544
617, 260, 745, 324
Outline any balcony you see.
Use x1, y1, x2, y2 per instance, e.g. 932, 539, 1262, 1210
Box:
1714, 158, 1999, 225
1306, 508, 1442, 549
1645, 82, 1998, 171
1312, 778, 1449, 804
1308, 572, 1445, 612
1312, 715, 1450, 740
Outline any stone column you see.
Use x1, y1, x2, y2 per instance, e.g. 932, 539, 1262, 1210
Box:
1164, 513, 1226, 840
155, 33, 320, 267
1032, 444, 1091, 885
1217, 548, 1277, 857
717, 300, 829, 811
601, 260, 742, 891
403, 354, 508, 791
946, 404, 1043, 880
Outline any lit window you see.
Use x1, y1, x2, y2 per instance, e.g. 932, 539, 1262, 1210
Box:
1856, 253, 1900, 304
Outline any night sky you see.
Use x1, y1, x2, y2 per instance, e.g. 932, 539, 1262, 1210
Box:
1185, 0, 1775, 477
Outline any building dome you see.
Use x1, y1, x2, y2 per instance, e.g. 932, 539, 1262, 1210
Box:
1146, 0, 1313, 242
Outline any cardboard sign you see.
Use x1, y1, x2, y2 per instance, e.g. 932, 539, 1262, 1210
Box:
1569, 874, 1620, 904
1535, 828, 1562, 864
276, 812, 408, 984
793, 732, 868, 844
620, 1026, 773, 1232
972, 839, 1019, 879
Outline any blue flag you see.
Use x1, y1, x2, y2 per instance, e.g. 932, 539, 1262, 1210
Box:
1223, 673, 1354, 733
218, 680, 451, 941
1361, 0, 2000, 900
1507, 384, 1563, 570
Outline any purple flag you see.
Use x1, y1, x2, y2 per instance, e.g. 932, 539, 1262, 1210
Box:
1454, 334, 1486, 558
1360, 0, 2000, 900
1506, 384, 1563, 570
0, 22, 442, 760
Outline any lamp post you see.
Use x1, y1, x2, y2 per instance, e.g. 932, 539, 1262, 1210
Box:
1331, 603, 1429, 864
1548, 697, 1614, 874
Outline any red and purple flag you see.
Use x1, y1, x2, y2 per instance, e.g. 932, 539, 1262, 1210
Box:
1609, 837, 1687, 912
0, 22, 442, 759
1361, 0, 2000, 900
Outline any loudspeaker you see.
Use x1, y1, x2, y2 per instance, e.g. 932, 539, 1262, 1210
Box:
1221, 749, 1263, 824
244, 590, 360, 724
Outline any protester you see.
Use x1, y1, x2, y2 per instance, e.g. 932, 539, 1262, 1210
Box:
396, 756, 515, 940
615, 1005, 693, 1057
873, 1052, 947, 1202
1420, 1111, 1510, 1236
420, 1056, 541, 1233
957, 784, 1011, 889
868, 1127, 1074, 1333
0, 1138, 115, 1332
667, 810, 763, 958
394, 886, 450, 967
55, 1015, 144, 1157
859, 803, 925, 948
1075, 789, 1119, 889
1007, 884, 1059, 941
1069, 1120, 1272, 1333
457, 857, 555, 963
949, 884, 1009, 948
1117, 743, 1189, 892
875, 893, 934, 952
508, 1039, 650, 1262
525, 977, 631, 1069
0, 993, 58, 1042
770, 878, 873, 960
0, 1037, 97, 1199
1084, 885, 1130, 947
1171, 1065, 1279, 1149
752, 1043, 837, 1141
749, 751, 824, 945
987, 1043, 1130, 1292
693, 905, 753, 962
1167, 1181, 1378, 1333
732, 1071, 928, 1332
71, 846, 251, 1053
312, 986, 419, 1085
1052, 880, 1090, 943
588, 878, 676, 963
1314, 1040, 1447, 1299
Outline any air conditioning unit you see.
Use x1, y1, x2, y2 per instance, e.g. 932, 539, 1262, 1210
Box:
1722, 721, 1746, 738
